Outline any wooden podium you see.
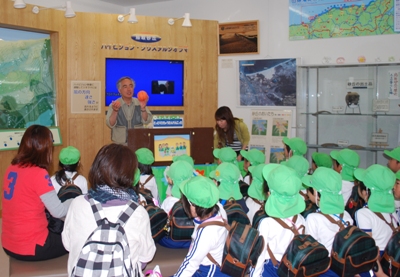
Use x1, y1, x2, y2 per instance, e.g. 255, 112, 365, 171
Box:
127, 127, 214, 166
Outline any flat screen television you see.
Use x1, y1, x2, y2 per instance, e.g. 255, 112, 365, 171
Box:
105, 58, 184, 106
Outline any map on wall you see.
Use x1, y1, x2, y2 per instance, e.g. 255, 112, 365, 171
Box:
289, 0, 397, 40
0, 38, 56, 129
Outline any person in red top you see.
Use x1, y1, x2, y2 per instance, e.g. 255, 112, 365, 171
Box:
2, 125, 72, 261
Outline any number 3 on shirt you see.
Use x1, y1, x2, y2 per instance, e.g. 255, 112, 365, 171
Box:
4, 171, 17, 200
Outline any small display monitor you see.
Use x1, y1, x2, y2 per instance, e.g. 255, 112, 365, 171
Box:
154, 134, 191, 162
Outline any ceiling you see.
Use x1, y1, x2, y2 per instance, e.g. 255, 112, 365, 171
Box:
99, 0, 172, 6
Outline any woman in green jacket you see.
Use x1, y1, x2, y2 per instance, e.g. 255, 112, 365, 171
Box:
214, 106, 250, 161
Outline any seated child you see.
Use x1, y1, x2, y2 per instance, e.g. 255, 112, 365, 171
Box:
311, 152, 333, 172
354, 164, 398, 277
245, 164, 267, 224
303, 167, 353, 277
384, 147, 400, 173
250, 164, 306, 277
174, 176, 230, 277
330, 149, 360, 204
240, 148, 266, 184
51, 146, 88, 194
210, 162, 249, 213
281, 156, 309, 199
165, 154, 197, 197
135, 148, 159, 204
282, 137, 307, 159
161, 160, 194, 214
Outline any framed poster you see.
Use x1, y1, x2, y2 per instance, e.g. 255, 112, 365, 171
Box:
238, 58, 297, 106
218, 20, 259, 55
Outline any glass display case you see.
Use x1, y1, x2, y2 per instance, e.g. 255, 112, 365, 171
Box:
296, 63, 400, 168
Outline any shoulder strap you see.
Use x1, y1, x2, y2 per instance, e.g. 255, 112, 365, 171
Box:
321, 213, 346, 231
71, 173, 79, 181
267, 215, 303, 267
198, 219, 230, 267
374, 212, 396, 233
299, 190, 309, 201
89, 196, 106, 226
116, 200, 138, 226
141, 174, 154, 187
272, 215, 301, 236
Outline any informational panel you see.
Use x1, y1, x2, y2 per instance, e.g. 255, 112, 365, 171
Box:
249, 109, 292, 163
127, 127, 214, 166
0, 127, 62, 151
71, 81, 101, 113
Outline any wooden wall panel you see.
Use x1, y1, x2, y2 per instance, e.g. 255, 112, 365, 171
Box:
0, 0, 218, 216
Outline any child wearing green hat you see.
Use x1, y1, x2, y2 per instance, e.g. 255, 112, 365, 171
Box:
160, 160, 195, 249
135, 148, 159, 204
282, 137, 307, 159
281, 156, 310, 199
51, 146, 88, 194
209, 162, 249, 213
302, 167, 353, 277
384, 146, 400, 173
355, 164, 398, 277
330, 149, 360, 204
311, 152, 333, 171
174, 176, 230, 277
251, 164, 306, 277
161, 160, 194, 214
240, 148, 266, 184
245, 164, 268, 224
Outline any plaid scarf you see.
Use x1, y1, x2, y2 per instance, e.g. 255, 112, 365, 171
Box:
88, 185, 139, 204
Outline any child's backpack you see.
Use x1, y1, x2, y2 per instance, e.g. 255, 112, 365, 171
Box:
57, 173, 83, 202
72, 196, 138, 277
145, 204, 168, 242
325, 213, 379, 277
167, 200, 194, 241
138, 175, 155, 205
267, 215, 331, 277
344, 183, 365, 224
199, 220, 264, 277
223, 199, 250, 225
47, 173, 83, 234
251, 200, 268, 229
374, 212, 400, 277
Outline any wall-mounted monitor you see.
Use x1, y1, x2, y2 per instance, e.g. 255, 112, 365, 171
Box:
105, 58, 184, 107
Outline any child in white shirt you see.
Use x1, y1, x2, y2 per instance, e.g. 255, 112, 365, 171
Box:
174, 176, 230, 277
250, 164, 306, 277
51, 146, 87, 194
135, 148, 159, 204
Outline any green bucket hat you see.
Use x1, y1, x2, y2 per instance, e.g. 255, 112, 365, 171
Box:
132, 168, 141, 187
240, 149, 265, 166
302, 167, 344, 214
59, 146, 80, 165
180, 176, 219, 208
312, 152, 333, 168
213, 147, 237, 163
282, 137, 307, 156
263, 164, 305, 218
210, 162, 242, 200
167, 160, 194, 198
384, 147, 400, 162
248, 164, 267, 201
281, 156, 309, 178
135, 148, 155, 165
330, 149, 360, 181
172, 154, 195, 167
354, 164, 395, 213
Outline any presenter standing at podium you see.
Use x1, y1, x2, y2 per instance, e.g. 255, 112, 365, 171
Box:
106, 77, 153, 145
